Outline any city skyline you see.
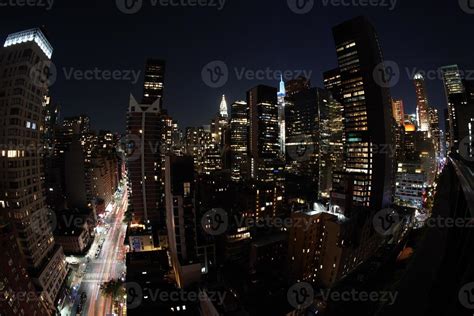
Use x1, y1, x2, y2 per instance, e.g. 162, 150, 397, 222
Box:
1, 3, 474, 316
0, 0, 472, 132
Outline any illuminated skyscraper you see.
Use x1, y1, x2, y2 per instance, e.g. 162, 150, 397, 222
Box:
331, 16, 393, 211
323, 68, 343, 103
219, 94, 228, 118
440, 65, 466, 152
277, 75, 286, 158
230, 100, 249, 181
247, 85, 283, 182
0, 28, 68, 313
391, 99, 405, 127
142, 59, 165, 107
413, 74, 430, 133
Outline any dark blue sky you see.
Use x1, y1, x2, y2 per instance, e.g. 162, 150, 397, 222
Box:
1, 0, 473, 132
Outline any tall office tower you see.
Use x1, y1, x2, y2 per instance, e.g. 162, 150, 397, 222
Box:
391, 99, 405, 127
323, 68, 343, 103
127, 95, 162, 223
413, 74, 430, 132
0, 28, 67, 313
277, 76, 287, 158
230, 100, 249, 181
142, 59, 165, 107
211, 95, 230, 148
285, 87, 343, 198
331, 16, 393, 211
219, 94, 228, 118
440, 65, 466, 152
43, 95, 60, 150
285, 76, 311, 97
428, 107, 441, 159
320, 96, 345, 199
164, 156, 201, 288
247, 85, 283, 182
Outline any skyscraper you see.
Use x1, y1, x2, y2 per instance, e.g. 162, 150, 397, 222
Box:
413, 73, 430, 132
391, 99, 405, 127
142, 59, 165, 107
127, 95, 162, 224
0, 28, 67, 313
277, 76, 287, 158
440, 64, 466, 152
247, 85, 282, 182
331, 16, 393, 211
230, 100, 249, 181
323, 68, 343, 103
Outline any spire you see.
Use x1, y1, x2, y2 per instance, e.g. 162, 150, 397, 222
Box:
278, 75, 286, 97
219, 94, 228, 117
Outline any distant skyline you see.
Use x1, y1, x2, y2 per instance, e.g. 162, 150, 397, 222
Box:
0, 0, 473, 132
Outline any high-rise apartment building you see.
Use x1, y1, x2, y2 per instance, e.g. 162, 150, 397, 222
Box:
331, 16, 393, 211
0, 28, 67, 313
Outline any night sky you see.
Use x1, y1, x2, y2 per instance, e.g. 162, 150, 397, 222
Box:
0, 0, 473, 133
